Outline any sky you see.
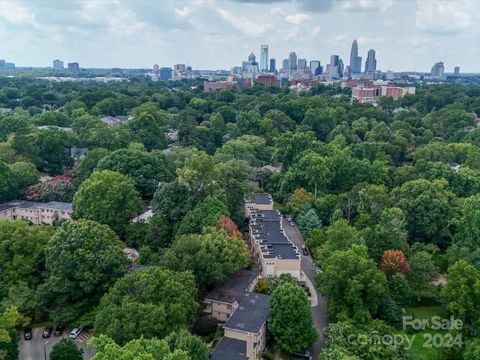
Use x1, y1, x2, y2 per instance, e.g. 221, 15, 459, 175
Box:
0, 0, 479, 72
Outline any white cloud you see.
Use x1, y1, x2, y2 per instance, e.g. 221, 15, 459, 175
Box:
342, 0, 393, 13
0, 0, 35, 23
416, 0, 473, 34
216, 7, 269, 36
285, 13, 311, 24
175, 6, 193, 18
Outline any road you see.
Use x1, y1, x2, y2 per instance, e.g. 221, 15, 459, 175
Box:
18, 327, 94, 360
283, 218, 328, 359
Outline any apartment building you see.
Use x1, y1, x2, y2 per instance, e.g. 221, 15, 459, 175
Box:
0, 201, 72, 225
244, 193, 273, 217
204, 270, 259, 321
211, 292, 269, 360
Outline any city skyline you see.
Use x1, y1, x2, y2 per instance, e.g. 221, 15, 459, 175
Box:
0, 0, 478, 72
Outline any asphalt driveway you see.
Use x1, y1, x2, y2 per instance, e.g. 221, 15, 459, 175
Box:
283, 218, 328, 359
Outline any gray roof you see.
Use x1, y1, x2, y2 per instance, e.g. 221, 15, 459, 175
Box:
245, 192, 272, 205
224, 292, 269, 333
211, 337, 247, 360
205, 270, 259, 304
0, 201, 72, 212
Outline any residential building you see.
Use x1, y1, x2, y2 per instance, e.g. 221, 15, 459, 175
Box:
204, 270, 259, 321
269, 58, 276, 73
244, 193, 273, 217
430, 62, 444, 78
260, 45, 268, 72
256, 74, 277, 86
53, 59, 64, 70
131, 209, 154, 223
0, 201, 72, 225
67, 62, 80, 71
211, 292, 269, 360
164, 128, 179, 141
100, 116, 122, 126
365, 49, 377, 74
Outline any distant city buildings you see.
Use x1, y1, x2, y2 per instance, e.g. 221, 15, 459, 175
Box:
346, 80, 416, 104
242, 53, 259, 79
67, 62, 80, 71
310, 60, 321, 75
53, 59, 64, 70
269, 58, 276, 73
159, 67, 172, 81
365, 49, 377, 74
431, 61, 445, 78
454, 66, 460, 77
288, 51, 297, 70
152, 64, 159, 81
0, 59, 15, 70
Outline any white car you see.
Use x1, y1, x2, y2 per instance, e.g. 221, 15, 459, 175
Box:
69, 327, 83, 339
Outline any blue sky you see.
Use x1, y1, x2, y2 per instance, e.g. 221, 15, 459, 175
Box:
0, 0, 478, 72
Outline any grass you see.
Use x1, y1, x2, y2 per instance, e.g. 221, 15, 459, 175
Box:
397, 306, 449, 360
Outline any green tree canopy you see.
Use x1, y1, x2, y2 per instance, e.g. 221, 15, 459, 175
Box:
49, 339, 83, 360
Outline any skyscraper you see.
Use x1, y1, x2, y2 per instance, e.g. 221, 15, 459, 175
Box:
364, 49, 377, 74
328, 55, 341, 78
297, 58, 307, 69
430, 62, 444, 78
310, 60, 321, 75
282, 58, 289, 71
454, 66, 460, 77
53, 59, 64, 70
353, 56, 362, 74
260, 45, 269, 72
289, 52, 297, 70
269, 58, 276, 73
160, 67, 172, 81
349, 39, 358, 70
338, 59, 344, 77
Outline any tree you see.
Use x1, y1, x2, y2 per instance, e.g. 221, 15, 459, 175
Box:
129, 112, 166, 150
49, 339, 83, 360
73, 170, 142, 235
125, 213, 172, 251
176, 195, 229, 236
216, 216, 242, 239
8, 162, 39, 195
269, 283, 317, 353
407, 247, 439, 293
164, 329, 209, 360
379, 250, 410, 277
0, 161, 17, 202
0, 221, 54, 289
0, 306, 29, 360
316, 220, 363, 265
291, 151, 332, 196
88, 335, 190, 360
451, 194, 480, 251
94, 267, 198, 345
26, 176, 75, 202
317, 245, 387, 323
266, 273, 299, 295
296, 208, 322, 238
392, 179, 456, 244
286, 188, 315, 215
34, 127, 72, 174
96, 148, 173, 198
75, 147, 109, 185
442, 260, 480, 332
152, 181, 193, 225
273, 131, 317, 169
162, 227, 249, 288
41, 220, 129, 322
362, 208, 409, 263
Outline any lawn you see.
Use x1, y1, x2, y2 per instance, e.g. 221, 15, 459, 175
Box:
398, 306, 450, 360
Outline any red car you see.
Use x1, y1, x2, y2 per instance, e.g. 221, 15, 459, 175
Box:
42, 326, 54, 338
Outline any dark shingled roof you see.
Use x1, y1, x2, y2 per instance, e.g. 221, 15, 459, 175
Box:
205, 270, 259, 304
0, 201, 72, 212
224, 292, 269, 333
254, 193, 272, 205
210, 337, 248, 360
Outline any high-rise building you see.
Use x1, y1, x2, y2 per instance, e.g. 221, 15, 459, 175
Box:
364, 49, 377, 74
269, 58, 276, 73
243, 53, 259, 79
248, 53, 256, 63
289, 52, 297, 70
430, 62, 444, 78
349, 39, 358, 70
0, 60, 6, 69
160, 67, 172, 81
328, 55, 341, 78
173, 64, 186, 72
310, 60, 321, 75
152, 64, 160, 81
297, 58, 307, 69
353, 56, 362, 74
339, 59, 344, 77
53, 59, 64, 70
260, 45, 269, 72
282, 58, 289, 71
67, 62, 80, 71
454, 66, 460, 77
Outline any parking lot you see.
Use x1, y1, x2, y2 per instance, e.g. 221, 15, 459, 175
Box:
18, 327, 94, 360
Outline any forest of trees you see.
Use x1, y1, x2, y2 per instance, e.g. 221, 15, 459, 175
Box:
1, 77, 480, 359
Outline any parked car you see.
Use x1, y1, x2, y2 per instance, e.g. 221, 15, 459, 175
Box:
42, 325, 54, 338
302, 246, 309, 256
291, 351, 312, 360
69, 326, 83, 339
54, 323, 66, 336
23, 328, 32, 340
